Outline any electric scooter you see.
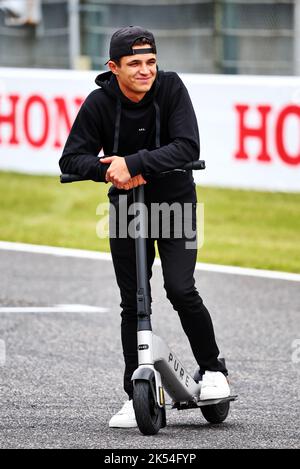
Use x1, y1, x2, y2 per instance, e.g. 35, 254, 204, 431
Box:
60, 160, 237, 436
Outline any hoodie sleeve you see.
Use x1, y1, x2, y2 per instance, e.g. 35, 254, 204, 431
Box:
59, 92, 107, 182
124, 75, 200, 177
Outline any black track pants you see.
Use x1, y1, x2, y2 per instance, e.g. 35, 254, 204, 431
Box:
109, 199, 227, 399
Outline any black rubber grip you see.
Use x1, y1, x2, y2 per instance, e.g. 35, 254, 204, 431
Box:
182, 160, 206, 171
60, 174, 89, 183
60, 160, 206, 183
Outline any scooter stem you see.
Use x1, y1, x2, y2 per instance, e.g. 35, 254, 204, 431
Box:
133, 185, 152, 332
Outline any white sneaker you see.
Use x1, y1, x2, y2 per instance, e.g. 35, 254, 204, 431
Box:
200, 371, 230, 401
109, 400, 137, 428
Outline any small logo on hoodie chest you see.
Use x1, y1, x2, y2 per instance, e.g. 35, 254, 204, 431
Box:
138, 128, 146, 132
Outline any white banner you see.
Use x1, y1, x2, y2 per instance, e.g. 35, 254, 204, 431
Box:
0, 68, 299, 191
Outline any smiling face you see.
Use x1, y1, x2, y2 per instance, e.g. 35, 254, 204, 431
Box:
108, 45, 157, 102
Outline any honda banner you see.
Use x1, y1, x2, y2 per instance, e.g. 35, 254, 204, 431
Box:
0, 68, 299, 191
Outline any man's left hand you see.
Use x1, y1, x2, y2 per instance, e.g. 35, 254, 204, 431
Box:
100, 156, 131, 187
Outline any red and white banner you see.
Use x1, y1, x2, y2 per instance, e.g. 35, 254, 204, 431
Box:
0, 68, 299, 191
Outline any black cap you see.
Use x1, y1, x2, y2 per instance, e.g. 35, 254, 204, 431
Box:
106, 26, 156, 63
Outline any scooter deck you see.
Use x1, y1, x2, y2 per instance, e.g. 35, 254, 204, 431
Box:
167, 395, 238, 410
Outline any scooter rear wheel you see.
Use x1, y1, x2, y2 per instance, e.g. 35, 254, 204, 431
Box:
200, 401, 230, 424
133, 380, 163, 435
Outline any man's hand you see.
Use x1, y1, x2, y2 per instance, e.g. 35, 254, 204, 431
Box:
121, 174, 147, 190
100, 156, 131, 188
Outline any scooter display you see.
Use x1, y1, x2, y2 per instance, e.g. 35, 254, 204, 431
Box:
60, 160, 237, 436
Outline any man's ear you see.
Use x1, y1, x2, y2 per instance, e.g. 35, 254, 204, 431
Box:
108, 60, 119, 76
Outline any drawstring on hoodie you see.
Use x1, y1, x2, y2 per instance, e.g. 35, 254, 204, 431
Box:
153, 100, 161, 149
113, 99, 122, 154
112, 98, 161, 154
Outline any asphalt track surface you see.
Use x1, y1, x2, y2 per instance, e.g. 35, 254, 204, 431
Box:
0, 247, 299, 449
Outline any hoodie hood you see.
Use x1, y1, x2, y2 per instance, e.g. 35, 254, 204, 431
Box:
95, 70, 162, 154
95, 70, 161, 108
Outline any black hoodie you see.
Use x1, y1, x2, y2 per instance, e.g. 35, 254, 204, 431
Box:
59, 70, 200, 202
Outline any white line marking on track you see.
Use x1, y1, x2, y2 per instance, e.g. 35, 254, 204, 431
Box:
0, 304, 108, 314
1, 241, 300, 282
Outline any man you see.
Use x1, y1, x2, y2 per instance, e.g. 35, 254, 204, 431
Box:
60, 26, 230, 428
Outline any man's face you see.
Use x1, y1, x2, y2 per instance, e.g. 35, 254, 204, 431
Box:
110, 45, 157, 100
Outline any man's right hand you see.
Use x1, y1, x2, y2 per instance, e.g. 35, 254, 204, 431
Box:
120, 174, 147, 190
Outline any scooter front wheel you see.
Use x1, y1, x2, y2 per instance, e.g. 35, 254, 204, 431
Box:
133, 380, 163, 435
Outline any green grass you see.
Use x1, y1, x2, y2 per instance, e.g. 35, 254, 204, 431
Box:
1, 171, 300, 273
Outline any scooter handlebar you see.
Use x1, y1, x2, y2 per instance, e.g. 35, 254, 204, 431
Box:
180, 160, 205, 171
60, 174, 90, 183
60, 159, 205, 184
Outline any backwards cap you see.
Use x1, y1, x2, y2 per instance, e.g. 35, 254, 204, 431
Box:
106, 26, 156, 63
